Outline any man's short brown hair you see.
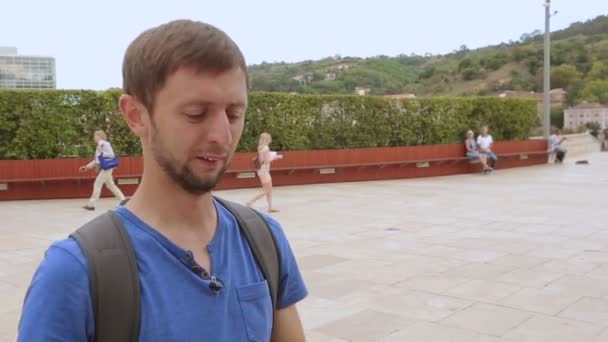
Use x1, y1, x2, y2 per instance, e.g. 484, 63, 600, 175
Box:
122, 19, 248, 113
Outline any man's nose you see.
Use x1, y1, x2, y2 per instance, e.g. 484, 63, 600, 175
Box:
205, 111, 232, 146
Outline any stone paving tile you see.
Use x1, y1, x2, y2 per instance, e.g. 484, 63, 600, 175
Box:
591, 327, 608, 342
440, 303, 533, 337
571, 251, 608, 264
557, 297, 608, 324
529, 258, 602, 276
368, 289, 473, 322
297, 254, 350, 272
524, 246, 585, 260
502, 314, 605, 342
386, 253, 469, 278
499, 287, 582, 316
313, 258, 417, 285
305, 331, 348, 342
446, 279, 522, 304
451, 248, 508, 263
487, 254, 549, 269
0, 309, 19, 342
297, 296, 365, 331
315, 309, 414, 342
379, 321, 478, 342
545, 275, 608, 298
470, 335, 517, 342
441, 262, 518, 281
550, 226, 599, 239
0, 283, 26, 316
497, 268, 566, 288
303, 272, 371, 301
395, 274, 471, 294
587, 264, 608, 279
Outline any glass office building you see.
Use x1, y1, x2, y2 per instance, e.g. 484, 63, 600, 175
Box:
0, 47, 56, 89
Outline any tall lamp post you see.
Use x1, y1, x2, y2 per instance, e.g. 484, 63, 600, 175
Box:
543, 0, 551, 139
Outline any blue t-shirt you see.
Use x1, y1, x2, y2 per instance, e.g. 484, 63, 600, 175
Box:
18, 200, 308, 341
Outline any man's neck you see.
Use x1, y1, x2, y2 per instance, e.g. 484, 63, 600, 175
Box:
125, 165, 217, 239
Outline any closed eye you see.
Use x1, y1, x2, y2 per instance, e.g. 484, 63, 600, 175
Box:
184, 112, 206, 119
227, 111, 244, 121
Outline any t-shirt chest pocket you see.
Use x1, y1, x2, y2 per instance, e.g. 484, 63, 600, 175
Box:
236, 280, 273, 341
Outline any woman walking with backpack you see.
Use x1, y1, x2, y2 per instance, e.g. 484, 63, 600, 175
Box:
246, 132, 283, 212
79, 130, 126, 210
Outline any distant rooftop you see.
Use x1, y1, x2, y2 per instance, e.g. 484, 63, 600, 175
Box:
569, 102, 608, 110
0, 46, 53, 58
0, 47, 18, 56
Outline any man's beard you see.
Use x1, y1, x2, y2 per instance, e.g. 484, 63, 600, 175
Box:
150, 129, 229, 195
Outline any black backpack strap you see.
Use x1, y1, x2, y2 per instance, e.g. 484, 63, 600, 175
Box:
70, 211, 141, 342
214, 197, 281, 313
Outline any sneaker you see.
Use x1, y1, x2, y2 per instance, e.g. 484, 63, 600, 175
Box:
82, 205, 95, 211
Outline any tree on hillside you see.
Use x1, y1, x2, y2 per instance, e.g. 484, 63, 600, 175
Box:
247, 14, 608, 97
552, 15, 608, 40
480, 54, 508, 71
520, 29, 542, 43
551, 64, 583, 89
578, 80, 608, 104
587, 61, 608, 81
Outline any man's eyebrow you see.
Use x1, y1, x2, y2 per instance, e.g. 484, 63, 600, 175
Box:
179, 100, 209, 107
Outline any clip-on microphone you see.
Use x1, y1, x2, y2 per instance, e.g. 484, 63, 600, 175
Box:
209, 276, 224, 294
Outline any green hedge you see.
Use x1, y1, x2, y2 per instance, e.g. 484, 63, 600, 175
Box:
0, 90, 537, 159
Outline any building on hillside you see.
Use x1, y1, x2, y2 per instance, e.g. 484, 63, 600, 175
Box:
293, 74, 313, 85
383, 93, 416, 100
498, 88, 567, 119
325, 73, 336, 81
564, 103, 608, 130
0, 47, 56, 89
548, 88, 567, 103
355, 87, 370, 96
498, 90, 538, 100
497, 89, 566, 104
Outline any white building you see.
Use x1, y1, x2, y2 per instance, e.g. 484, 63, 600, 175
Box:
354, 87, 370, 96
0, 47, 56, 89
564, 103, 608, 130
325, 73, 336, 81
383, 93, 416, 100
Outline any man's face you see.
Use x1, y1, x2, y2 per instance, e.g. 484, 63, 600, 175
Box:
481, 127, 488, 135
146, 67, 248, 195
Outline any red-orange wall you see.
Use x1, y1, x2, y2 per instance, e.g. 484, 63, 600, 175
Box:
0, 140, 548, 201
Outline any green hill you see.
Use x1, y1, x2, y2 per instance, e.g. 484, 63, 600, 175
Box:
248, 15, 608, 105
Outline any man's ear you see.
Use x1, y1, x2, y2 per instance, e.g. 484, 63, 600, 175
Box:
119, 94, 149, 138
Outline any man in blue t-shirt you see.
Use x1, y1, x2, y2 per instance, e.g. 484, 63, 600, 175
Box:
18, 19, 308, 341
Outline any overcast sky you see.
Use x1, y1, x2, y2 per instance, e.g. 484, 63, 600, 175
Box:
2, 0, 605, 90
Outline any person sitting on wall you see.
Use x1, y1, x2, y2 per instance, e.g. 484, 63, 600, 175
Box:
464, 130, 492, 174
477, 125, 497, 169
549, 128, 568, 163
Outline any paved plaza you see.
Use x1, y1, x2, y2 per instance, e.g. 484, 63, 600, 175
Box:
1, 152, 607, 341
